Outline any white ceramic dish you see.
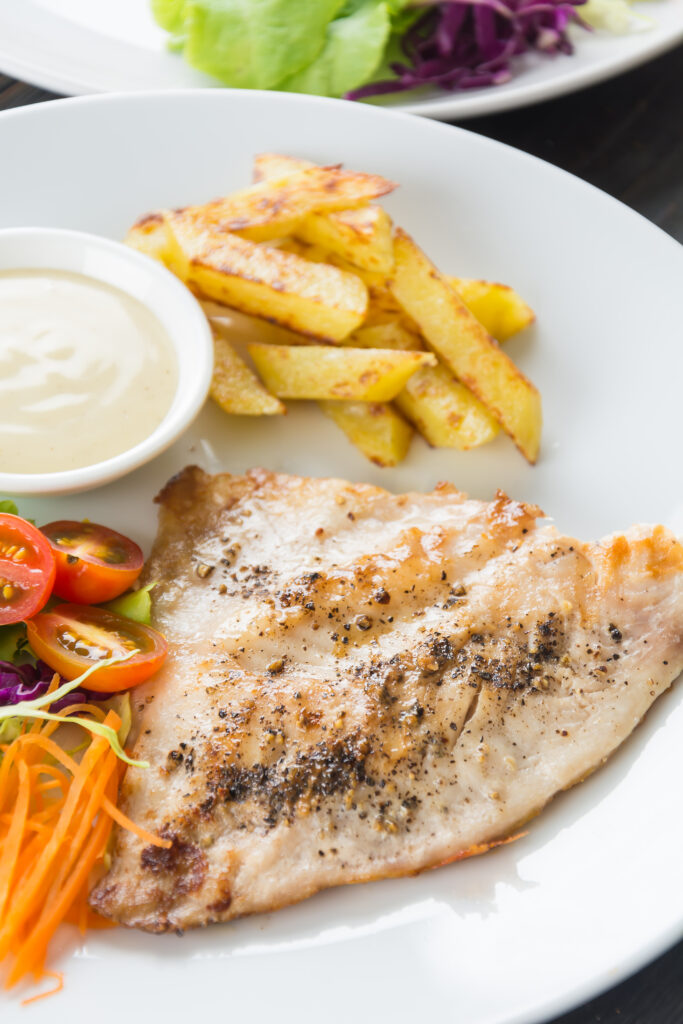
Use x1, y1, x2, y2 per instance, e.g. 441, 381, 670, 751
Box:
0, 227, 213, 496
0, 91, 681, 1024
0, 0, 682, 119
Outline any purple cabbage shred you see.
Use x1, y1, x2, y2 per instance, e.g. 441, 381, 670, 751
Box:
0, 660, 95, 713
346, 0, 588, 100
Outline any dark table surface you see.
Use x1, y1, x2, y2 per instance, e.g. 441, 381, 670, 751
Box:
1, 47, 682, 1024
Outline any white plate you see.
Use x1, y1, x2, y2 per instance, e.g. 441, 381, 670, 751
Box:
1, 91, 682, 1023
0, 0, 682, 118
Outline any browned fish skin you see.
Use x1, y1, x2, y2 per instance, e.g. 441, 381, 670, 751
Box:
91, 467, 683, 932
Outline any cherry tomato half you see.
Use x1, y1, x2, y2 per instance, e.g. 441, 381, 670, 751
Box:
0, 514, 56, 625
40, 521, 144, 605
25, 604, 167, 693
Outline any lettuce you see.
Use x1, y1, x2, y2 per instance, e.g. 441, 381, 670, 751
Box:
156, 0, 346, 89
104, 582, 156, 625
0, 653, 147, 768
280, 2, 392, 97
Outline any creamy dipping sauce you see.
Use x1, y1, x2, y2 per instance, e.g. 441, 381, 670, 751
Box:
0, 269, 177, 474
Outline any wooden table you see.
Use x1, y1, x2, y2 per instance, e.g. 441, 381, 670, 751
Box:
1, 48, 682, 1023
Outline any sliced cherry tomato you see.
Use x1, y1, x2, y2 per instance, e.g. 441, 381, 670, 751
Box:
0, 514, 56, 625
40, 521, 144, 604
25, 604, 167, 692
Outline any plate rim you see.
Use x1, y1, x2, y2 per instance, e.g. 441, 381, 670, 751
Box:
0, 87, 681, 1024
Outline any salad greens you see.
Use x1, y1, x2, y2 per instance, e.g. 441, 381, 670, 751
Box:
159, 0, 347, 89
104, 582, 155, 625
152, 0, 415, 95
151, 0, 646, 100
0, 653, 146, 767
279, 2, 392, 98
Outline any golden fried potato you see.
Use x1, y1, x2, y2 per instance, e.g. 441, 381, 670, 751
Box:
124, 213, 171, 263
350, 320, 422, 351
210, 333, 285, 416
247, 343, 435, 401
296, 206, 394, 274
253, 154, 394, 273
165, 210, 368, 342
319, 400, 413, 466
253, 153, 316, 182
450, 278, 535, 342
390, 230, 542, 463
347, 317, 498, 450
395, 363, 499, 450
182, 166, 396, 244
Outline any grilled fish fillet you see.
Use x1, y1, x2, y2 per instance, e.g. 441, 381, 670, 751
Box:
91, 467, 683, 932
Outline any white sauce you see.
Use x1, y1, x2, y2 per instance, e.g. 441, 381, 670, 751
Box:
0, 269, 177, 473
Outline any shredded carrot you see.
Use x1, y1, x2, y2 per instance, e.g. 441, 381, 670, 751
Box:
101, 792, 171, 848
0, 706, 169, 999
20, 970, 63, 1006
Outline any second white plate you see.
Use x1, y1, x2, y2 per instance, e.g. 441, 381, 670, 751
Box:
0, 0, 682, 118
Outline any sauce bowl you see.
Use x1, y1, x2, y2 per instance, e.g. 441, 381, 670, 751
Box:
0, 227, 213, 496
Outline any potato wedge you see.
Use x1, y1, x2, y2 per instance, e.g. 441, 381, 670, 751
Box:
350, 321, 422, 352
296, 206, 394, 274
210, 332, 285, 416
347, 318, 498, 450
165, 210, 368, 342
247, 343, 436, 401
395, 363, 499, 450
184, 166, 396, 244
319, 400, 413, 467
125, 213, 171, 264
253, 153, 315, 182
450, 278, 535, 342
254, 155, 395, 273
390, 229, 542, 463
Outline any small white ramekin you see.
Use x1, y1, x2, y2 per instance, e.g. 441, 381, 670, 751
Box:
0, 227, 213, 496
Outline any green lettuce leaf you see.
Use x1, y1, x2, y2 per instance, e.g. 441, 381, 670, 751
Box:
280, 1, 391, 97
0, 623, 27, 663
0, 652, 147, 768
0, 499, 19, 516
104, 583, 156, 625
162, 0, 347, 89
151, 0, 187, 33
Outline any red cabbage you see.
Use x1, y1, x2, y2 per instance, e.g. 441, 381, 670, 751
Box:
346, 0, 588, 100
0, 660, 94, 712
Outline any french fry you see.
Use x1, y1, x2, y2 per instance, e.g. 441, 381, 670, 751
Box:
247, 343, 436, 401
125, 213, 171, 264
210, 332, 285, 416
253, 153, 315, 182
395, 364, 499, 450
182, 166, 396, 244
450, 278, 535, 342
296, 206, 394, 274
319, 401, 413, 467
390, 229, 542, 463
350, 321, 422, 351
165, 209, 368, 342
253, 154, 394, 273
347, 318, 498, 450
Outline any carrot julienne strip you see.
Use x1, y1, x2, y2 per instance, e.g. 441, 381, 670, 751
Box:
101, 793, 171, 849
0, 694, 169, 997
20, 969, 64, 1006
0, 759, 30, 920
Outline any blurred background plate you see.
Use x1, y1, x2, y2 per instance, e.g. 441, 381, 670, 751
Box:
0, 0, 681, 118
